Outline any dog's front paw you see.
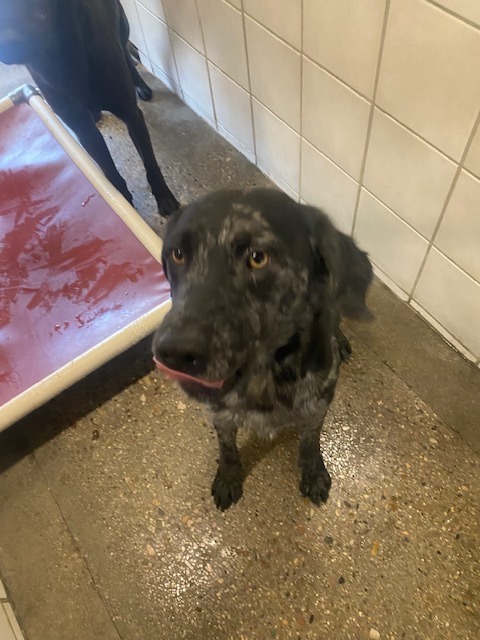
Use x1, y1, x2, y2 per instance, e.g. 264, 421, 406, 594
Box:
211, 466, 243, 510
156, 193, 180, 218
300, 465, 332, 505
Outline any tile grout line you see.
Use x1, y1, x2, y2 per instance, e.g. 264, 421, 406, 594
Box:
351, 0, 391, 236
408, 105, 480, 302
240, 0, 258, 162
194, 0, 219, 130
424, 0, 480, 31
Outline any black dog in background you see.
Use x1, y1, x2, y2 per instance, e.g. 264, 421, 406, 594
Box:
0, 0, 179, 217
153, 189, 373, 510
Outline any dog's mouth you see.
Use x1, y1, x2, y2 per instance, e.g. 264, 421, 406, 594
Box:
153, 357, 224, 390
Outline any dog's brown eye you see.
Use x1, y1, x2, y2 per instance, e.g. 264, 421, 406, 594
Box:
171, 248, 185, 265
248, 250, 269, 269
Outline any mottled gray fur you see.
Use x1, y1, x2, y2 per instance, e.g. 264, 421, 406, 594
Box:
153, 189, 373, 510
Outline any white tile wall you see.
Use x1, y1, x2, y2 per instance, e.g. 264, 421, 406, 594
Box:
364, 109, 457, 238
301, 140, 358, 234
208, 63, 254, 155
414, 248, 480, 358
302, 58, 371, 180
197, 0, 248, 89
465, 124, 480, 178
243, 0, 301, 49
354, 190, 428, 293
170, 32, 214, 120
136, 3, 179, 84
163, 0, 204, 52
122, 0, 147, 55
137, 0, 166, 21
245, 17, 301, 131
377, 0, 480, 160
122, 0, 480, 363
303, 0, 386, 98
434, 170, 480, 282
434, 0, 480, 26
253, 99, 300, 196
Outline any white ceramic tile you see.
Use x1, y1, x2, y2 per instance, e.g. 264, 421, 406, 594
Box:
372, 265, 409, 302
364, 109, 457, 238
136, 3, 179, 84
138, 50, 153, 73
434, 0, 480, 26
354, 189, 428, 293
122, 0, 147, 53
303, 0, 386, 98
377, 0, 480, 160
197, 0, 249, 89
0, 578, 6, 599
465, 122, 480, 179
170, 32, 214, 120
244, 0, 301, 49
301, 139, 358, 235
410, 300, 478, 364
151, 63, 182, 96
257, 164, 299, 202
3, 604, 25, 640
162, 0, 204, 52
435, 170, 480, 282
181, 92, 216, 128
414, 248, 480, 358
209, 63, 254, 154
217, 124, 256, 164
245, 17, 301, 131
253, 99, 300, 195
137, 0, 166, 22
0, 607, 15, 640
302, 58, 370, 180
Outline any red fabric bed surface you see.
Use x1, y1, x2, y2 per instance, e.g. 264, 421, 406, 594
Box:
0, 103, 170, 406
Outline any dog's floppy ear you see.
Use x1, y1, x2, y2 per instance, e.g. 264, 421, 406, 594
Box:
304, 205, 373, 321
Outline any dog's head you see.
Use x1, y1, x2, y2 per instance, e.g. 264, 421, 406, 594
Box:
152, 189, 372, 401
0, 0, 57, 65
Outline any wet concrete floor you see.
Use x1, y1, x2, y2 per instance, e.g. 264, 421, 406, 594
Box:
0, 66, 479, 640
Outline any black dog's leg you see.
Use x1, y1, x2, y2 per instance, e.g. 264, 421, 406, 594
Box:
299, 408, 332, 505
211, 419, 243, 510
121, 105, 179, 216
55, 104, 133, 204
126, 54, 153, 102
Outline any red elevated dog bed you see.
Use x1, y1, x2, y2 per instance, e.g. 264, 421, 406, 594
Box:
0, 86, 170, 430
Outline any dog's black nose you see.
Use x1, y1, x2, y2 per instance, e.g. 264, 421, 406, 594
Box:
154, 333, 208, 377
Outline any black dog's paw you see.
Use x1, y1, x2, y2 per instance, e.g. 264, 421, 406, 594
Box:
211, 467, 243, 511
157, 193, 180, 218
136, 83, 153, 102
300, 465, 332, 505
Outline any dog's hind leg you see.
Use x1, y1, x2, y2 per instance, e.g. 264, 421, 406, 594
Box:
211, 419, 243, 510
298, 408, 332, 505
118, 104, 179, 216
51, 101, 134, 204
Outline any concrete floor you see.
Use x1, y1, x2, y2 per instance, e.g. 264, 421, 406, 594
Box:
0, 66, 479, 640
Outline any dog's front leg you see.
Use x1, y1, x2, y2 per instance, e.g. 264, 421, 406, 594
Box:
299, 407, 332, 505
211, 418, 243, 510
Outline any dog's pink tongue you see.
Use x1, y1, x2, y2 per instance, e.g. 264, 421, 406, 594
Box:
153, 357, 224, 390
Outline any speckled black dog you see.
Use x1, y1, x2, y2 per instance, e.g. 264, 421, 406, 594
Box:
153, 189, 373, 510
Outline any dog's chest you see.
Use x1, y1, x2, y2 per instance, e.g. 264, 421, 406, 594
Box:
217, 368, 337, 438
